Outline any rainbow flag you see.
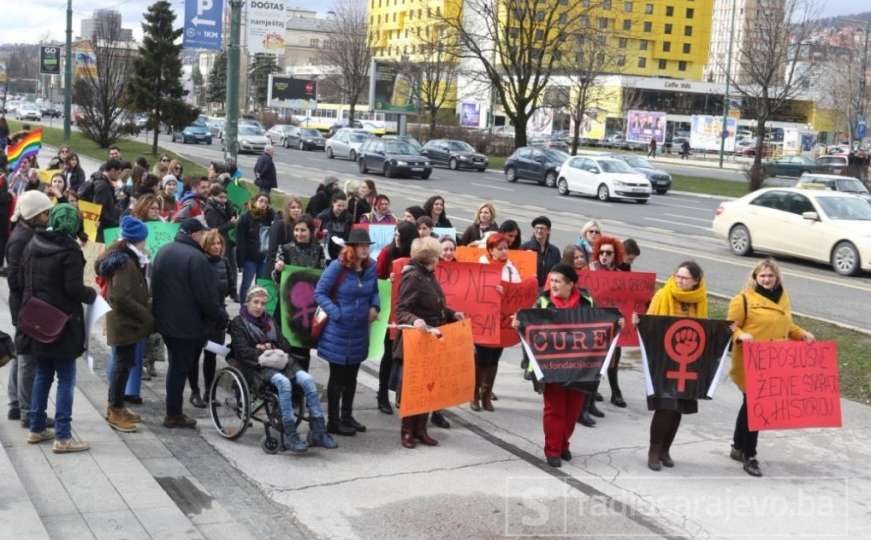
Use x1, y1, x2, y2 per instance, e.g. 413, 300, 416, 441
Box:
5, 128, 43, 171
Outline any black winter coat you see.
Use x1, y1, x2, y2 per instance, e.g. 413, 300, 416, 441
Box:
253, 154, 277, 191
459, 222, 498, 246
151, 233, 221, 340
90, 173, 120, 241
272, 241, 325, 281
305, 184, 335, 216
207, 254, 233, 339
393, 261, 457, 362
6, 221, 39, 325
0, 182, 12, 238
18, 231, 97, 358
347, 197, 371, 223
228, 315, 302, 386
204, 199, 237, 247
235, 208, 274, 264
268, 215, 292, 266
65, 166, 86, 193
521, 238, 562, 288
316, 208, 352, 260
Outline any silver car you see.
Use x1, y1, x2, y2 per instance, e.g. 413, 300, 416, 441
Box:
266, 124, 295, 146
326, 129, 372, 161
236, 125, 270, 154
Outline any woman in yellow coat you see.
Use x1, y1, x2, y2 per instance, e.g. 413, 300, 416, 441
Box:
642, 261, 708, 471
727, 259, 812, 477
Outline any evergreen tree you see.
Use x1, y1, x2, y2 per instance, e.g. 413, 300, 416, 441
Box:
127, 1, 198, 154
207, 51, 227, 110
248, 53, 278, 111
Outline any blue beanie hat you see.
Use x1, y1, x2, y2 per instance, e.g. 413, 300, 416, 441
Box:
121, 216, 148, 243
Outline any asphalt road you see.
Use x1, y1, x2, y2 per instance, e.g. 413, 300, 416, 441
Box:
156, 135, 871, 331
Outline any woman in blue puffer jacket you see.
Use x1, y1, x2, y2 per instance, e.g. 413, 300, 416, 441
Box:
314, 228, 380, 437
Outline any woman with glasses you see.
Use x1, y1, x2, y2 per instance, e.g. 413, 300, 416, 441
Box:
152, 156, 171, 178
576, 220, 602, 267
641, 260, 708, 471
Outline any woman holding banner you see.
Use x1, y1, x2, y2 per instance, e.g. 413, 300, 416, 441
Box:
727, 259, 812, 478
394, 237, 462, 448
459, 202, 498, 246
642, 261, 707, 471
590, 236, 628, 410
314, 229, 381, 436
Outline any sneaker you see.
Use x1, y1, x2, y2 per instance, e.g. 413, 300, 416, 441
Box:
730, 446, 745, 462
546, 456, 561, 468
27, 429, 55, 444
106, 407, 136, 433
743, 458, 763, 477
122, 408, 141, 423
163, 414, 197, 429
7, 407, 20, 421
53, 438, 90, 454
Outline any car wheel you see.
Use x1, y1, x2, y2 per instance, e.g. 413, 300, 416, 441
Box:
384, 163, 394, 178
656, 189, 668, 195
832, 241, 860, 276
421, 171, 431, 180
206, 138, 212, 145
349, 150, 357, 162
800, 170, 810, 176
729, 224, 753, 256
505, 167, 517, 183
597, 184, 610, 201
557, 178, 569, 196
544, 171, 557, 188
327, 147, 334, 159
299, 141, 305, 151
449, 158, 458, 170
636, 199, 648, 204
358, 159, 367, 174
477, 167, 486, 172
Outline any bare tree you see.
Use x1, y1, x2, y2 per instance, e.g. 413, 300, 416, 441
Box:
442, 0, 595, 147
730, 0, 820, 190
73, 31, 135, 147
320, 0, 372, 124
400, 25, 461, 137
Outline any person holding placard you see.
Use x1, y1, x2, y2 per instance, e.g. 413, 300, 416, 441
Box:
589, 235, 628, 410
393, 237, 463, 448
459, 202, 498, 246
641, 261, 708, 471
727, 259, 813, 478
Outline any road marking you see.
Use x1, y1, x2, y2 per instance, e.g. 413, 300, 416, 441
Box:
472, 183, 514, 192
555, 196, 614, 208
643, 226, 673, 234
652, 201, 714, 212
645, 217, 713, 231
665, 213, 714, 224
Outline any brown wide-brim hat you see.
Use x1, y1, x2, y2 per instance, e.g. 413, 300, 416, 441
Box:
346, 228, 375, 246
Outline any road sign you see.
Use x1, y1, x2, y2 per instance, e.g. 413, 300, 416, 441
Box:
183, 0, 223, 50
40, 47, 61, 75
857, 120, 867, 140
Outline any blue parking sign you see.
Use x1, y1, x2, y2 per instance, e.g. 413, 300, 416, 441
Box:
857, 120, 867, 140
183, 0, 222, 50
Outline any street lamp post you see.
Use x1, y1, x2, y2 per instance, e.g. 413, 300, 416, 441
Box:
718, 0, 739, 169
63, 0, 73, 141
224, 0, 242, 164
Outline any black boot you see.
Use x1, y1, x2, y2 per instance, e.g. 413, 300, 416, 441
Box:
327, 383, 355, 436
578, 398, 596, 427
588, 398, 605, 418
341, 383, 366, 433
377, 392, 394, 415
608, 367, 626, 407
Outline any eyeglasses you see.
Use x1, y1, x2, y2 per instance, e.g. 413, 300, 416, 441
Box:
588, 230, 601, 235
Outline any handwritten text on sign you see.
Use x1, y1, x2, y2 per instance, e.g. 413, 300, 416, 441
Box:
744, 340, 842, 431
454, 246, 538, 282
400, 319, 475, 417
499, 279, 539, 347
579, 270, 656, 347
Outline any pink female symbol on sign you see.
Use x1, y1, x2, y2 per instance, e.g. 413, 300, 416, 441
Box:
663, 319, 706, 392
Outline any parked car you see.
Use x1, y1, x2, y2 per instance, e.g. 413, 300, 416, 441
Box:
235, 124, 269, 154
796, 174, 871, 203
266, 124, 296, 146
284, 126, 325, 150
358, 138, 432, 179
734, 140, 758, 156
206, 119, 224, 138
172, 123, 212, 144
328, 120, 364, 137
712, 187, 871, 276
529, 135, 570, 153
16, 103, 42, 121
504, 147, 569, 187
609, 154, 672, 194
325, 129, 372, 161
421, 139, 488, 171
40, 104, 62, 118
381, 135, 423, 152
761, 155, 820, 177
556, 156, 652, 203
816, 155, 849, 176
603, 133, 626, 148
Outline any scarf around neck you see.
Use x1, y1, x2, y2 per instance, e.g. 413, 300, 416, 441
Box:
550, 288, 580, 309
240, 305, 277, 343
755, 283, 784, 304
648, 276, 709, 318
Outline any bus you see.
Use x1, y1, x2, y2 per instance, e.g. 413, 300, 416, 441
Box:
286, 103, 398, 135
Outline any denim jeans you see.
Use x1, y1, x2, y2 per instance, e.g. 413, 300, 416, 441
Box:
270, 370, 323, 426
29, 356, 76, 440
106, 340, 146, 400
239, 258, 267, 303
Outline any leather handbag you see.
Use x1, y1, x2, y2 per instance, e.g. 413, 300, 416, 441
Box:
311, 267, 349, 341
18, 296, 70, 344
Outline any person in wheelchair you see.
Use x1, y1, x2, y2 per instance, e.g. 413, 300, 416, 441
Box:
228, 286, 337, 453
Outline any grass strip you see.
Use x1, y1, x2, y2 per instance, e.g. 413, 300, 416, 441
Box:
670, 173, 749, 198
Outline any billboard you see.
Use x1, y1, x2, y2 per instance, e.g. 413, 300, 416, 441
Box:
268, 74, 316, 108
689, 115, 737, 152
40, 46, 61, 75
527, 108, 554, 137
369, 60, 416, 113
625, 110, 666, 144
571, 111, 606, 141
72, 41, 97, 79
246, 0, 286, 55
459, 102, 480, 128
183, 0, 223, 50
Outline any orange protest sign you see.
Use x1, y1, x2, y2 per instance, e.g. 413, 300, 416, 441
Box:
78, 200, 102, 242
400, 319, 476, 417
454, 246, 538, 282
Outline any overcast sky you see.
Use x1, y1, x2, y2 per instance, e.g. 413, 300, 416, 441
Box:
0, 0, 866, 44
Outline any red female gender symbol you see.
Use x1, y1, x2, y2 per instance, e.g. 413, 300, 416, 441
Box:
663, 319, 706, 392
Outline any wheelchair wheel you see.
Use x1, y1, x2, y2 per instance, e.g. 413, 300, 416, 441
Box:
260, 435, 281, 455
210, 367, 251, 440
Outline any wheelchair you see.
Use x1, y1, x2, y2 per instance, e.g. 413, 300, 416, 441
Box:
208, 361, 309, 454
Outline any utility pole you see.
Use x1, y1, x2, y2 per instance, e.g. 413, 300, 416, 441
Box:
63, 0, 73, 141
224, 0, 242, 164
718, 0, 738, 168
856, 21, 869, 146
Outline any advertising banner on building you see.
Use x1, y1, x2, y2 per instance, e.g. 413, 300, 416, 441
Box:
690, 115, 737, 152
625, 110, 666, 144
183, 0, 223, 50
570, 111, 606, 141
246, 0, 287, 55
459, 102, 480, 128
369, 59, 416, 112
72, 41, 97, 79
268, 74, 317, 108
39, 46, 61, 75
527, 108, 554, 137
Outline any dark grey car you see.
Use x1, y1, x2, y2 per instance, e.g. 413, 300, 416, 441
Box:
421, 139, 488, 171
609, 154, 672, 194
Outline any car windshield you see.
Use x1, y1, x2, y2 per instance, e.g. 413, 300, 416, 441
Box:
624, 156, 652, 168
239, 126, 263, 135
385, 142, 418, 154
542, 149, 569, 162
837, 179, 869, 193
300, 129, 321, 137
598, 159, 634, 173
349, 133, 370, 142
447, 141, 474, 152
816, 197, 871, 220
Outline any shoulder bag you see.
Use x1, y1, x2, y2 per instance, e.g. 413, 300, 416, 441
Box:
17, 259, 70, 344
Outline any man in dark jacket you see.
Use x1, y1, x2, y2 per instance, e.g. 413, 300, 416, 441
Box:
151, 218, 221, 428
317, 192, 352, 261
253, 146, 277, 193
173, 176, 210, 225
305, 176, 339, 216
4, 191, 53, 425
85, 159, 123, 242
521, 216, 562, 289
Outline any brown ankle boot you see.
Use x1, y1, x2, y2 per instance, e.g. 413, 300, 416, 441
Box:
401, 417, 416, 449
470, 365, 482, 411
106, 407, 136, 433
413, 415, 438, 446
481, 366, 496, 411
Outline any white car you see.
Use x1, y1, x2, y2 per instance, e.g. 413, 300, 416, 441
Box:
325, 129, 372, 161
556, 156, 652, 203
236, 124, 270, 154
712, 187, 871, 276
17, 103, 42, 121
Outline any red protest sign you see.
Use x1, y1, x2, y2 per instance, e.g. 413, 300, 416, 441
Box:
743, 341, 842, 431
579, 270, 656, 346
454, 246, 538, 282
499, 278, 538, 347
